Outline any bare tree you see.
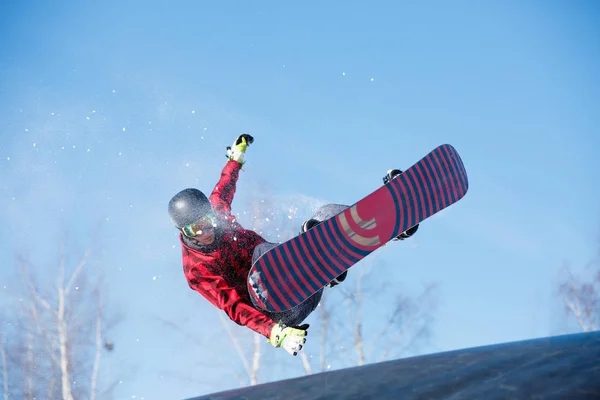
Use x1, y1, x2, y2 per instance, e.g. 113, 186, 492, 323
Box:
1, 231, 118, 400
556, 232, 600, 333
558, 264, 599, 333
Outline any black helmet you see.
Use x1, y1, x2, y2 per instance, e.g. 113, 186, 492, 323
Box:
168, 188, 211, 229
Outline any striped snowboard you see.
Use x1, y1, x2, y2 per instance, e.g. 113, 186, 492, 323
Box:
248, 144, 469, 313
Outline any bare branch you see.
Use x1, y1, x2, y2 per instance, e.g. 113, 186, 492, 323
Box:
250, 333, 262, 385
90, 285, 103, 400
19, 257, 52, 312
319, 295, 329, 373
299, 351, 312, 375
46, 377, 56, 400
64, 246, 91, 297
353, 268, 366, 366
65, 222, 102, 297
57, 285, 74, 400
24, 332, 34, 400
18, 272, 61, 367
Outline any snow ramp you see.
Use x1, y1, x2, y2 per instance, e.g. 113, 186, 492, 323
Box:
187, 331, 600, 400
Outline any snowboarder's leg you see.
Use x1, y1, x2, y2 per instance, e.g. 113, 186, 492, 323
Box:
300, 204, 350, 288
383, 169, 420, 240
251, 242, 324, 324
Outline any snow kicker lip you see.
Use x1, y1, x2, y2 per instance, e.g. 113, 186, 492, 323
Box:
188, 331, 600, 400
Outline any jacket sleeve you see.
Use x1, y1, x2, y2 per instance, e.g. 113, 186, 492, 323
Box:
188, 267, 276, 338
209, 161, 242, 214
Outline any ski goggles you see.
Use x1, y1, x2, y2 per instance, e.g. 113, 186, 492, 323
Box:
182, 211, 217, 238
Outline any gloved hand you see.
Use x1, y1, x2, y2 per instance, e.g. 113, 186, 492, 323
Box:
226, 133, 254, 164
268, 322, 309, 356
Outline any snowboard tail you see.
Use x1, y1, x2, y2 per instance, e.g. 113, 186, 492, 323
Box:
248, 144, 468, 313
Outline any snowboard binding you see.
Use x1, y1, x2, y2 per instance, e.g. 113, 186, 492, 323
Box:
383, 168, 419, 241
383, 168, 403, 185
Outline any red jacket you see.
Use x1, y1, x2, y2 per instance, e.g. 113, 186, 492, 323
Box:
179, 161, 276, 338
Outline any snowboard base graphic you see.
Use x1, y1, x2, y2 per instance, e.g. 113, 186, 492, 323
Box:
248, 144, 469, 313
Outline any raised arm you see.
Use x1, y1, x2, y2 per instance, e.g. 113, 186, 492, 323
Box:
209, 161, 241, 214
209, 134, 254, 214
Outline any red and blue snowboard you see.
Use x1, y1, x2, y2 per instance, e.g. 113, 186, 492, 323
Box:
248, 144, 469, 313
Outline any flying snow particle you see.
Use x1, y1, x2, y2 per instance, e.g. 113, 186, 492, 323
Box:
342, 72, 346, 76
33, 143, 36, 147
112, 90, 116, 93
265, 217, 270, 222
75, 286, 79, 290
86, 117, 90, 120
152, 276, 157, 281
122, 127, 126, 132
87, 149, 91, 152
370, 78, 374, 81
118, 152, 122, 156
192, 110, 195, 114
6, 157, 10, 161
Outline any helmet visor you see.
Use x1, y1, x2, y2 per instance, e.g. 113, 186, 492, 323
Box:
182, 211, 217, 238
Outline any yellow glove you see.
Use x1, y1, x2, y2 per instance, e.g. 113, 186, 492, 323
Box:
269, 322, 309, 356
226, 133, 254, 164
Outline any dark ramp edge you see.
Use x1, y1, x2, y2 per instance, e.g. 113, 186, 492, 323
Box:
187, 331, 600, 400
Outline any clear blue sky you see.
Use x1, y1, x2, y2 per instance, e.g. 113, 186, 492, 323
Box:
1, 1, 599, 399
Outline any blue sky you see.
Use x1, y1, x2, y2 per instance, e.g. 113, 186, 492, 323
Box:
1, 1, 599, 398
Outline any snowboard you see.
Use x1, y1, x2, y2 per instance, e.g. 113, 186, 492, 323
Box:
248, 144, 469, 313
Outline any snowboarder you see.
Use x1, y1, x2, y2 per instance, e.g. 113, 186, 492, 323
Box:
168, 134, 418, 356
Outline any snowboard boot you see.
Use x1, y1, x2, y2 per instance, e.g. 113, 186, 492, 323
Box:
382, 168, 420, 241
300, 218, 348, 288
